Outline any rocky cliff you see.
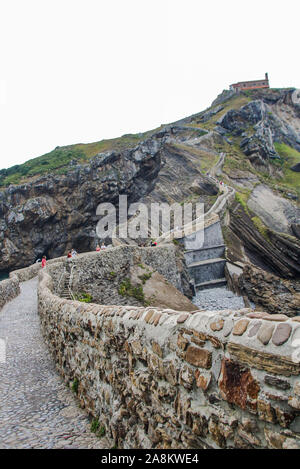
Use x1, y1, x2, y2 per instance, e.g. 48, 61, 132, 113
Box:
0, 87, 299, 289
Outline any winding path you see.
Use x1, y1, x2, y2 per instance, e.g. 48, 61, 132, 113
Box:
0, 277, 111, 449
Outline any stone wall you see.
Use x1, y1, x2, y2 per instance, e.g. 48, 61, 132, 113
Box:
60, 246, 182, 306
69, 246, 181, 290
38, 256, 300, 449
0, 275, 20, 309
0, 255, 65, 311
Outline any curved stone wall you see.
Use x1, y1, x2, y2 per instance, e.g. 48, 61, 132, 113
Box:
37, 250, 300, 449
0, 255, 66, 310
0, 275, 20, 309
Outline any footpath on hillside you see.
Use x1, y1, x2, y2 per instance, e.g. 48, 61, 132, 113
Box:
0, 277, 111, 449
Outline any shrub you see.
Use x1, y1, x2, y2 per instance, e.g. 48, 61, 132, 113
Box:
75, 292, 93, 303
251, 216, 270, 242
71, 378, 79, 394
118, 278, 145, 303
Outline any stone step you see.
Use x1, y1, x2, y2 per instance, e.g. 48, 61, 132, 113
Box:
185, 244, 225, 253
195, 278, 227, 291
187, 257, 226, 269
188, 258, 226, 284
185, 245, 225, 264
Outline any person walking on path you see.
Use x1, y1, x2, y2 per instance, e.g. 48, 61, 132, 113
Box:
41, 256, 47, 268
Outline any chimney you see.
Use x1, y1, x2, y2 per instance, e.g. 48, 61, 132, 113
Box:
265, 72, 269, 81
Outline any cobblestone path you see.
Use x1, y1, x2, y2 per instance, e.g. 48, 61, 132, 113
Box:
0, 278, 111, 449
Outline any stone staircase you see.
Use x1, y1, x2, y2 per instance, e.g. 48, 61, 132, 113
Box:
184, 219, 227, 293
56, 265, 76, 300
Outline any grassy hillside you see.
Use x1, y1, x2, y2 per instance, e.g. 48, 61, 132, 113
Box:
0, 129, 158, 187
273, 142, 300, 193
0, 88, 298, 192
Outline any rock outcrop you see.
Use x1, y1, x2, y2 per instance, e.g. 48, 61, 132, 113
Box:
233, 264, 300, 317
227, 202, 300, 279
0, 139, 162, 270
0, 87, 299, 287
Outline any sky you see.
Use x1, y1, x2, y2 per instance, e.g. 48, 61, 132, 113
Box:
0, 0, 299, 169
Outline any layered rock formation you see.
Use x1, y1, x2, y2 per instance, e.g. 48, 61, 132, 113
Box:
0, 139, 162, 270
0, 88, 299, 303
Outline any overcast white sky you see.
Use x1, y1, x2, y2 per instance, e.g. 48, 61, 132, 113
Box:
0, 0, 299, 169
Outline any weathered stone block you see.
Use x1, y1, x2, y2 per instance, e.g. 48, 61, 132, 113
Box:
227, 342, 300, 376
264, 375, 291, 391
237, 428, 261, 447
180, 365, 195, 389
219, 359, 259, 410
288, 397, 300, 410
177, 313, 189, 324
264, 429, 286, 449
272, 323, 292, 346
294, 381, 300, 397
257, 399, 277, 423
177, 333, 189, 351
152, 340, 163, 358
232, 319, 249, 336
210, 319, 224, 331
257, 322, 274, 345
248, 321, 261, 337
195, 369, 212, 391
144, 310, 155, 323
264, 314, 288, 322
130, 339, 143, 356
163, 360, 178, 386
275, 407, 295, 428
184, 346, 212, 369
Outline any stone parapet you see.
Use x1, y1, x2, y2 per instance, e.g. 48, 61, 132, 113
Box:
0, 274, 20, 310
37, 257, 300, 449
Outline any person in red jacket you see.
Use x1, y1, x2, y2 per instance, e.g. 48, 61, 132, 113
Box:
41, 256, 47, 268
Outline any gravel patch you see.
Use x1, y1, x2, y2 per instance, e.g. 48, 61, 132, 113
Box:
193, 286, 252, 311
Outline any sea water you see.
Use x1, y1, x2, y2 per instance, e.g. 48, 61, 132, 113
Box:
0, 271, 9, 282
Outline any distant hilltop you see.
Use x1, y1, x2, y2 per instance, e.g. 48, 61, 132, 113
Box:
230, 73, 269, 93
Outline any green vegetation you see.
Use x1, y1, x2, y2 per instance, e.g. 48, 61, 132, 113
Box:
98, 426, 106, 437
235, 191, 250, 215
71, 378, 79, 394
251, 216, 270, 242
0, 147, 87, 187
274, 142, 300, 195
91, 418, 100, 433
189, 94, 251, 131
0, 128, 160, 187
109, 271, 117, 278
71, 129, 158, 158
75, 292, 93, 303
90, 418, 106, 437
118, 277, 145, 303
138, 272, 152, 284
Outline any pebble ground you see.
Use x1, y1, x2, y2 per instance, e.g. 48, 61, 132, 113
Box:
0, 277, 111, 449
193, 286, 249, 311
